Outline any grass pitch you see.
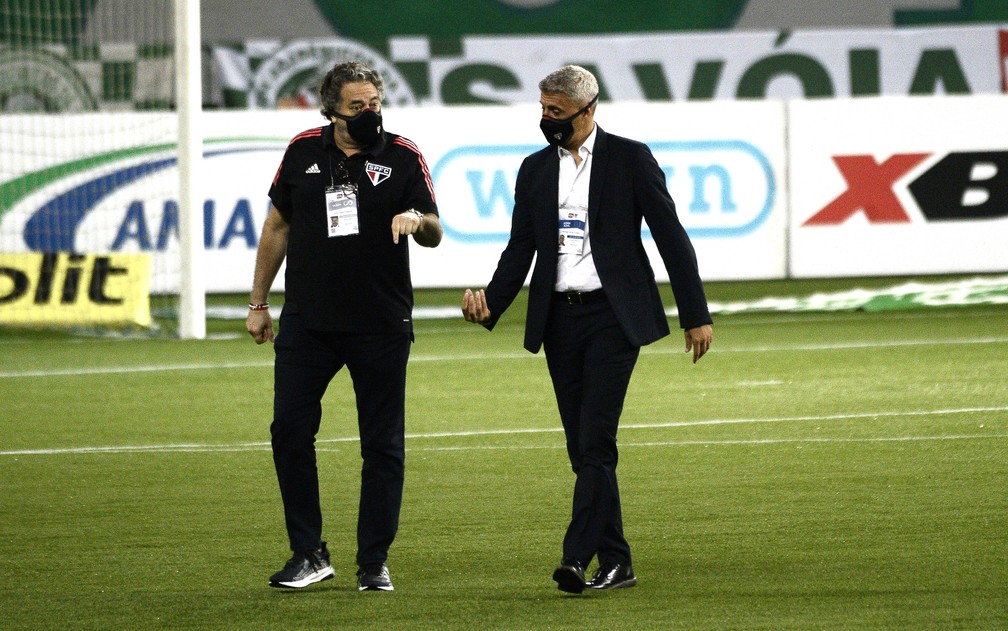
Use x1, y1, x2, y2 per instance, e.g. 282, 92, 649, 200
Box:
0, 279, 1006, 629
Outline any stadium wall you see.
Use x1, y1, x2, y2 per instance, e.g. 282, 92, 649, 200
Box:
1, 94, 1005, 292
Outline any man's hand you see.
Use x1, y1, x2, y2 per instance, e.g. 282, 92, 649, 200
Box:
462, 288, 492, 324
684, 324, 712, 364
247, 310, 275, 344
391, 210, 422, 244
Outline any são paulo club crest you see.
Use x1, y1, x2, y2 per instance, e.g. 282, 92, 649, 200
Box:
365, 162, 391, 186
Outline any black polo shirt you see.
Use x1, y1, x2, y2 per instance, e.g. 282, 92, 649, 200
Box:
269, 123, 438, 333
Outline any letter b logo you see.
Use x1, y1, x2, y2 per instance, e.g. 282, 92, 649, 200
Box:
909, 151, 1008, 221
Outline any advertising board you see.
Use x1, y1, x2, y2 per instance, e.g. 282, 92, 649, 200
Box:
0, 102, 787, 291
789, 94, 1008, 277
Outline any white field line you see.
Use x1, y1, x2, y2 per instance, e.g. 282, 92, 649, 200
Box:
406, 433, 1008, 452
0, 360, 275, 379
619, 434, 1008, 448
672, 336, 1008, 354
2, 406, 1005, 457
3, 335, 1008, 379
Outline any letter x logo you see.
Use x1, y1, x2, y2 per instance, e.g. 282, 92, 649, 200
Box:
803, 154, 930, 225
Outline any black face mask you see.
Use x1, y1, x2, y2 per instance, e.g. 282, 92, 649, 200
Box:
539, 94, 598, 146
333, 108, 383, 147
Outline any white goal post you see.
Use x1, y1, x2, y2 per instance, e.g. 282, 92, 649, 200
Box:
175, 0, 205, 339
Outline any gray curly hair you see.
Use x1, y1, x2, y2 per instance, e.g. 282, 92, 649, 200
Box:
538, 65, 599, 106
319, 61, 385, 119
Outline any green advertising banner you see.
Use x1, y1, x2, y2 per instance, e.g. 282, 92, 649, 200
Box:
209, 24, 1007, 108
3, 1, 1007, 112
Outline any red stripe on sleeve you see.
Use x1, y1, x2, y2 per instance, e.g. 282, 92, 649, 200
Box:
394, 136, 436, 203
273, 127, 324, 186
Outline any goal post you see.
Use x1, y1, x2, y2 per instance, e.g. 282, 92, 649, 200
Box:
175, 0, 205, 340
0, 0, 206, 338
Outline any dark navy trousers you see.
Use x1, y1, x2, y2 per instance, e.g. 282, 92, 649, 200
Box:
271, 312, 410, 567
543, 297, 639, 569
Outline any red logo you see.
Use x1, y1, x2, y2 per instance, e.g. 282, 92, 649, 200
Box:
803, 154, 929, 225
805, 151, 1008, 225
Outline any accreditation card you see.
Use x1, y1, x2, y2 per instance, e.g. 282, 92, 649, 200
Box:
325, 186, 360, 237
558, 208, 586, 255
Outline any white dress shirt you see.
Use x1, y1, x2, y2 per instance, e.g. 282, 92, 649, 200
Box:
555, 124, 602, 292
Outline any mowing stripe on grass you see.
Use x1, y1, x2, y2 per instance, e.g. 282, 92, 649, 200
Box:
2, 406, 1004, 456
2, 335, 1008, 378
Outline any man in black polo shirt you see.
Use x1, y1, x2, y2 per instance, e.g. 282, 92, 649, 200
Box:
247, 61, 442, 592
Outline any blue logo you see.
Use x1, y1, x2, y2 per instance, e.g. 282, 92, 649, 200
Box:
3, 141, 286, 252
431, 140, 776, 242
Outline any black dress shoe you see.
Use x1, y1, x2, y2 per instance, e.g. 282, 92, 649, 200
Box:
552, 560, 586, 594
586, 562, 637, 590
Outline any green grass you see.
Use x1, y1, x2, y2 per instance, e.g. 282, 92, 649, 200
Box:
1, 280, 1006, 629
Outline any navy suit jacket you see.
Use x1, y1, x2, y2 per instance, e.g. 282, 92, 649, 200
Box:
484, 126, 712, 353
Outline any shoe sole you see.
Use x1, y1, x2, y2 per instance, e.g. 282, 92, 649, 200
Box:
552, 567, 585, 594
269, 567, 335, 589
357, 583, 394, 592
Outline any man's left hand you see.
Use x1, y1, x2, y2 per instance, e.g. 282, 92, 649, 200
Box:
685, 324, 712, 364
391, 210, 422, 244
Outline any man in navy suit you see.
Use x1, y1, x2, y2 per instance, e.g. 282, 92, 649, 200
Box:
462, 65, 713, 594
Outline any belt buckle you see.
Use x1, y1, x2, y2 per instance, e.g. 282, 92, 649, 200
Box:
567, 291, 582, 305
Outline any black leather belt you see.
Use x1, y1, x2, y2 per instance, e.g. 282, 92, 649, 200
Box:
553, 289, 607, 305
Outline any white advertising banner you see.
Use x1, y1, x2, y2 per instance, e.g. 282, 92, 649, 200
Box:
788, 94, 1008, 278
0, 102, 787, 291
0, 112, 306, 294
404, 100, 787, 286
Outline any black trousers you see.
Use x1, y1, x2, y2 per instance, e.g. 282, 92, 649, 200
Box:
543, 296, 640, 568
271, 312, 410, 567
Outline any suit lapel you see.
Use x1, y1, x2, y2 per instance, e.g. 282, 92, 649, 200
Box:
541, 148, 560, 246
545, 149, 560, 212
